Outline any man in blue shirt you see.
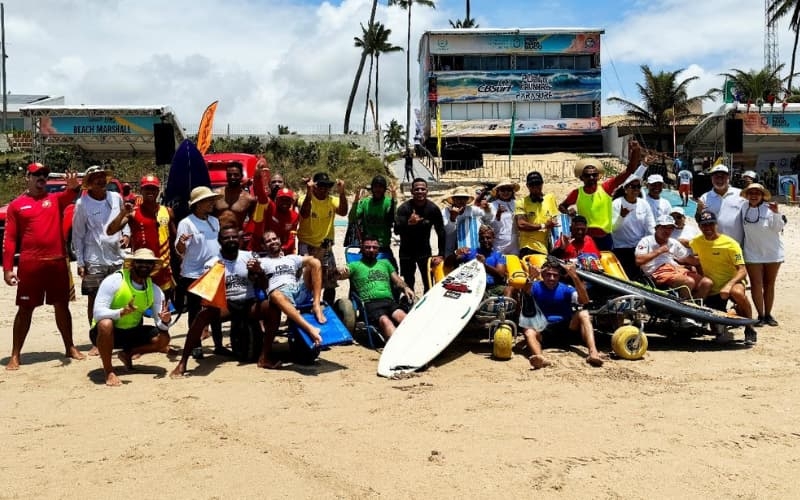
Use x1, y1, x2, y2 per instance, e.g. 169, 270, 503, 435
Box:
448, 225, 507, 297
522, 259, 603, 369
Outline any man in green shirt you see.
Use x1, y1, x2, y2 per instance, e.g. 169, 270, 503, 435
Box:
339, 235, 413, 338
355, 175, 397, 266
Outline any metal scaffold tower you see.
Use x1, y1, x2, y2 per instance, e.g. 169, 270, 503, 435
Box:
765, 0, 779, 73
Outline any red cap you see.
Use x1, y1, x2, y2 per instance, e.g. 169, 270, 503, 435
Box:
27, 162, 49, 174
140, 174, 160, 187
276, 188, 295, 200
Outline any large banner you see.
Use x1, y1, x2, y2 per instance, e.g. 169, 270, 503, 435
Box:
40, 116, 162, 136
439, 117, 601, 138
428, 32, 600, 55
741, 112, 800, 134
778, 174, 797, 200
435, 70, 600, 104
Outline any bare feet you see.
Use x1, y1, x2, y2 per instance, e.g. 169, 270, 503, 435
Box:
257, 356, 283, 369
117, 351, 133, 370
169, 365, 187, 379
5, 355, 20, 371
67, 346, 86, 361
105, 372, 122, 387
313, 305, 327, 324
529, 354, 552, 370
88, 346, 99, 356
586, 353, 604, 367
308, 327, 323, 346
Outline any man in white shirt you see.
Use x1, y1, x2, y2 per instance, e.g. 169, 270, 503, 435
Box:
696, 165, 744, 244
677, 168, 693, 207
669, 207, 700, 250
644, 174, 673, 220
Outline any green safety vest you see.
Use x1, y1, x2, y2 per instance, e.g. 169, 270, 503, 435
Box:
96, 269, 155, 329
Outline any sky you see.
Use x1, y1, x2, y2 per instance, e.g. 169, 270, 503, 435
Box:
3, 0, 796, 135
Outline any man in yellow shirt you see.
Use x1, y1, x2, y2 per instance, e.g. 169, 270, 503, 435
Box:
688, 210, 757, 346
514, 171, 559, 256
298, 172, 348, 303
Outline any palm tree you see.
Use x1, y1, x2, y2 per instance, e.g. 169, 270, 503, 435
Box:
449, 0, 478, 28
356, 22, 378, 134
607, 65, 714, 152
343, 0, 379, 134
713, 65, 785, 106
384, 119, 406, 151
373, 24, 403, 136
768, 0, 800, 95
389, 0, 436, 149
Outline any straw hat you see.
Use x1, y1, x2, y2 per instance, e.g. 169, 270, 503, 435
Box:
490, 178, 520, 197
741, 183, 771, 201
123, 248, 162, 272
189, 186, 222, 207
444, 186, 475, 205
82, 165, 111, 188
573, 158, 605, 179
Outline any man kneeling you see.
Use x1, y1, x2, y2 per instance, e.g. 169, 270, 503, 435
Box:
521, 260, 603, 368
91, 249, 172, 387
338, 235, 414, 339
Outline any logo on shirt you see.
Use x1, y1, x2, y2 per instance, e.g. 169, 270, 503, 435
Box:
42, 200, 52, 208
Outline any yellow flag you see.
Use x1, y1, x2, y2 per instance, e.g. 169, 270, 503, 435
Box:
713, 155, 724, 166
196, 101, 219, 155
436, 106, 442, 157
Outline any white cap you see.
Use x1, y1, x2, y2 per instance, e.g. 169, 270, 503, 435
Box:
656, 215, 676, 227
709, 164, 729, 174
742, 170, 757, 179
647, 174, 664, 184
623, 175, 642, 187
669, 206, 685, 216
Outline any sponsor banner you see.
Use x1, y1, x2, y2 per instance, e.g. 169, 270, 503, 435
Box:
778, 174, 797, 200
41, 116, 162, 136
437, 117, 601, 138
741, 112, 800, 134
435, 70, 600, 104
429, 32, 600, 55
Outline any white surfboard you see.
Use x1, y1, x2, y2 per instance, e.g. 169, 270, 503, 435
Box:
377, 260, 486, 378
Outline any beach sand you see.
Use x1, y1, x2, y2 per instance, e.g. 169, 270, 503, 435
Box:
2, 186, 799, 499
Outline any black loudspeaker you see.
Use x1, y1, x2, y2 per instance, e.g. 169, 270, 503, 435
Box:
153, 123, 176, 165
725, 119, 743, 153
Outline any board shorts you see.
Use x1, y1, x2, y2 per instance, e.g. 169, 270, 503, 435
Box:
81, 263, 122, 296
540, 321, 582, 346
650, 263, 703, 288
89, 324, 161, 351
678, 184, 691, 195
704, 294, 728, 311
298, 242, 338, 290
364, 298, 404, 325
16, 257, 70, 307
273, 282, 312, 308
484, 283, 507, 298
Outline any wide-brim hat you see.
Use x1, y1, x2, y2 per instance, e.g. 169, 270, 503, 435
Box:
741, 182, 771, 201
123, 248, 163, 272
189, 186, 222, 207
82, 165, 112, 188
445, 186, 475, 205
491, 178, 520, 197
574, 158, 605, 179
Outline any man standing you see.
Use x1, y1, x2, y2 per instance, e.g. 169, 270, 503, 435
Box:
268, 172, 285, 201
644, 174, 673, 219
355, 175, 397, 263
213, 161, 258, 230
3, 163, 84, 370
107, 174, 176, 299
677, 167, 693, 207
298, 172, 348, 304
489, 178, 519, 255
696, 164, 744, 244
558, 140, 641, 250
92, 249, 172, 386
688, 211, 757, 345
72, 165, 128, 353
394, 178, 446, 293
515, 171, 559, 256
404, 149, 415, 183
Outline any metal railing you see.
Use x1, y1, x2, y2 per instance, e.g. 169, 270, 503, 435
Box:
438, 157, 626, 183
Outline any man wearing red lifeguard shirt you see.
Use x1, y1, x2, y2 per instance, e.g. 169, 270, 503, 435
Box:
2, 163, 85, 370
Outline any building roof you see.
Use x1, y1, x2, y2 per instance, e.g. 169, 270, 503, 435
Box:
6, 94, 65, 113
422, 28, 605, 36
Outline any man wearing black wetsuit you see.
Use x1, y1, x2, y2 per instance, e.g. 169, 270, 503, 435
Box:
394, 178, 445, 292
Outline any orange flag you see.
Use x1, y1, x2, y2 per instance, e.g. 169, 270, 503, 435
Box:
196, 100, 219, 155
188, 261, 227, 312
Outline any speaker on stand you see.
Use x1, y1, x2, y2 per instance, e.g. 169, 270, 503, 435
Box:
724, 118, 743, 154
153, 123, 176, 165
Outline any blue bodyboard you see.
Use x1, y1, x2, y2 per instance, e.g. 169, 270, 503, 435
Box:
288, 305, 353, 349
163, 139, 211, 222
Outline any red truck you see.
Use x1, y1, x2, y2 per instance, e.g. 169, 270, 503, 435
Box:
204, 153, 260, 189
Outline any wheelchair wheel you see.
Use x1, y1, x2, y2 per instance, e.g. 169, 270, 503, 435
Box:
229, 317, 264, 363
492, 323, 514, 361
611, 325, 648, 360
334, 298, 356, 332
288, 332, 321, 365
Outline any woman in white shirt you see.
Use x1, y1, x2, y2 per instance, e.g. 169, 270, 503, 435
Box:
611, 176, 655, 279
488, 178, 519, 255
740, 183, 784, 327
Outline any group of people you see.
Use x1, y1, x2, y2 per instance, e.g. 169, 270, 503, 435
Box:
2, 145, 785, 383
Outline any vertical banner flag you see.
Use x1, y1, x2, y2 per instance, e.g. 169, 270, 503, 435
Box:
196, 100, 219, 155
436, 106, 442, 157
508, 103, 517, 164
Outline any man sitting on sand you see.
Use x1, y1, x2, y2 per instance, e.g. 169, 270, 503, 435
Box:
91, 249, 172, 386
170, 227, 273, 377
252, 230, 326, 366
521, 259, 604, 369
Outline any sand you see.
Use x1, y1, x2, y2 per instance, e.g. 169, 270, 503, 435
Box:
2, 188, 800, 499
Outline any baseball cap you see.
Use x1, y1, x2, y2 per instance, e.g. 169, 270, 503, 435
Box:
742, 170, 757, 179
312, 172, 335, 187
140, 174, 161, 188
698, 210, 717, 225
709, 165, 729, 175
27, 162, 49, 175
669, 206, 685, 217
276, 187, 295, 200
647, 174, 664, 184
656, 215, 676, 227
526, 171, 544, 185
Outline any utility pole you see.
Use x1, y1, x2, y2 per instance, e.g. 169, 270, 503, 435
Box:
1, 3, 7, 132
